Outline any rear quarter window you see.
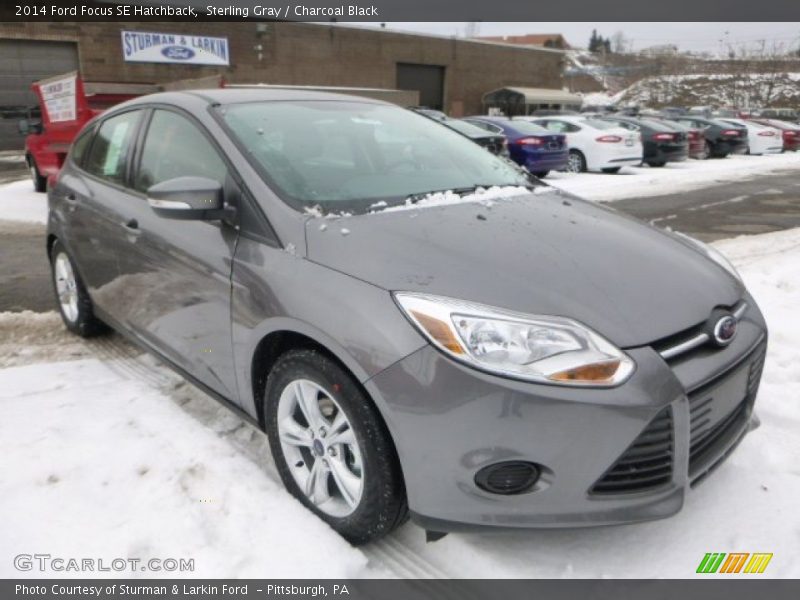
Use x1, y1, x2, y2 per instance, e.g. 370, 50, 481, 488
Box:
70, 126, 94, 168
84, 111, 141, 186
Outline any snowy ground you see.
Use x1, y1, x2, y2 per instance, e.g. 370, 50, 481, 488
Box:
546, 152, 800, 202
0, 179, 47, 224
1, 227, 799, 578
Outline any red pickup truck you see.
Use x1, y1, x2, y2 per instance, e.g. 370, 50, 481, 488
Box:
20, 72, 223, 192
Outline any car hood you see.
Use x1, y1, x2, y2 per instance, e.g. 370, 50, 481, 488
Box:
304, 189, 742, 348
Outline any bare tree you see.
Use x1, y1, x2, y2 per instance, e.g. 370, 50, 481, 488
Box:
610, 31, 630, 54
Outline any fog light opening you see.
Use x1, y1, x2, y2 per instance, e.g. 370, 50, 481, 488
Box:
475, 461, 540, 495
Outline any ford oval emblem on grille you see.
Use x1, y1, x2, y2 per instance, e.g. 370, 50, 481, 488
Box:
713, 315, 737, 346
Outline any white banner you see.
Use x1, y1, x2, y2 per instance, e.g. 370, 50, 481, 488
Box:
121, 31, 230, 66
39, 74, 77, 123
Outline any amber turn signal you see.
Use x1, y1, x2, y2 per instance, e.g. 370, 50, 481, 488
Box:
549, 360, 621, 383
410, 311, 465, 354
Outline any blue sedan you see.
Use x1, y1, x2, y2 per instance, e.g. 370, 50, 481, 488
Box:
463, 116, 569, 177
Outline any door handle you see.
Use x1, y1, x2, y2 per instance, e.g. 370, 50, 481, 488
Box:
123, 218, 141, 236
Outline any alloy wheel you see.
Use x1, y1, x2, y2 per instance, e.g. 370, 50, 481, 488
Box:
54, 252, 79, 323
277, 378, 364, 517
566, 152, 583, 173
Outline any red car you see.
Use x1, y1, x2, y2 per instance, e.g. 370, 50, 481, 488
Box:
748, 118, 800, 152
20, 72, 222, 192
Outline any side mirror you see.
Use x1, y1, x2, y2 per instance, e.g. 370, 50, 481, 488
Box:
147, 176, 228, 220
18, 119, 41, 135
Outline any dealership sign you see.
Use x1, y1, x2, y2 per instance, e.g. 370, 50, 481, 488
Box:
121, 31, 230, 66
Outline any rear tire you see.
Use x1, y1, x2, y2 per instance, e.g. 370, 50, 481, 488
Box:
703, 141, 713, 159
49, 240, 106, 337
566, 150, 586, 173
532, 171, 549, 178
28, 156, 47, 193
647, 161, 666, 167
264, 349, 408, 545
602, 167, 621, 174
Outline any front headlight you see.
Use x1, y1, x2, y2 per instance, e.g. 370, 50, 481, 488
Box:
672, 231, 742, 283
394, 293, 635, 387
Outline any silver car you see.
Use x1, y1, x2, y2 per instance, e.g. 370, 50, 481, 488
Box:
47, 89, 767, 544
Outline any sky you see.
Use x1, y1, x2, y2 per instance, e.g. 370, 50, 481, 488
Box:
354, 23, 800, 54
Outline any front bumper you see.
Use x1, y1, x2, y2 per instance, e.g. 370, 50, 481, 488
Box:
365, 296, 767, 531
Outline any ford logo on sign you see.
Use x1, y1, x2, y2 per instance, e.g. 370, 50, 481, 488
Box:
161, 46, 195, 61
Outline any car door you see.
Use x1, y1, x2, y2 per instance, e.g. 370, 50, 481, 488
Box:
116, 107, 240, 398
62, 109, 144, 317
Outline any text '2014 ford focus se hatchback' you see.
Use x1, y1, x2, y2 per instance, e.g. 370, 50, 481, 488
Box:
48, 89, 767, 544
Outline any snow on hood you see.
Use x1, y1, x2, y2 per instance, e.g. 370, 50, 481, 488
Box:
373, 185, 534, 213
302, 185, 550, 219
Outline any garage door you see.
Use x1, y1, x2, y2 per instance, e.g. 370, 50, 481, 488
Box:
396, 63, 445, 111
0, 40, 79, 151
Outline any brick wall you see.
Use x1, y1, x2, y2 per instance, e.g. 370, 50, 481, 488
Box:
0, 22, 565, 115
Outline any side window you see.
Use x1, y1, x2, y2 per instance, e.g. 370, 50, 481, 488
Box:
84, 111, 141, 185
135, 110, 227, 193
543, 120, 566, 133
70, 125, 94, 168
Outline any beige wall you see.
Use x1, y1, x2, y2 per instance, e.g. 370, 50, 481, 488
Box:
0, 22, 565, 115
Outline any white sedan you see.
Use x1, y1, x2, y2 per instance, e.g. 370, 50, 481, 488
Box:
718, 118, 783, 155
521, 115, 643, 173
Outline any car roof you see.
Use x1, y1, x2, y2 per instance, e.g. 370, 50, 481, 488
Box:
122, 87, 389, 108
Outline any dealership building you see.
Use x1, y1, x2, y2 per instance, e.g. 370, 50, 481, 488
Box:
0, 21, 567, 150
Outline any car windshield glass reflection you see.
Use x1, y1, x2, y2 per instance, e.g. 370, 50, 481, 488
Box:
219, 101, 531, 213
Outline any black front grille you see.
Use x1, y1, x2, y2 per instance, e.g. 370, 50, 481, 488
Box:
591, 408, 674, 495
690, 400, 748, 477
688, 342, 766, 479
747, 346, 766, 396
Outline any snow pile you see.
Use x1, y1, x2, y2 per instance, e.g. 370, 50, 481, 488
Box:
580, 92, 617, 108
547, 152, 800, 202
0, 311, 96, 367
0, 356, 375, 578
378, 186, 532, 213
617, 71, 800, 109
0, 179, 47, 224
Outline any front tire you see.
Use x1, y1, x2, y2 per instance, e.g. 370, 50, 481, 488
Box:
28, 156, 47, 193
49, 240, 106, 337
264, 349, 407, 545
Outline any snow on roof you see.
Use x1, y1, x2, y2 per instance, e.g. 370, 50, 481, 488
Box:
483, 87, 582, 105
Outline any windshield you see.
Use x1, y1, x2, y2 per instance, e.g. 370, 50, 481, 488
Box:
220, 101, 531, 213
444, 118, 494, 137
504, 120, 550, 135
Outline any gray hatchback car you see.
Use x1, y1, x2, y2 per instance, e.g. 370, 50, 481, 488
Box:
48, 88, 767, 544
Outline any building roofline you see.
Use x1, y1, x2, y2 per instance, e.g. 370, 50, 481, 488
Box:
310, 22, 567, 55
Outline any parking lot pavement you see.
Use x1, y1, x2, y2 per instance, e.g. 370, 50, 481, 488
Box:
613, 170, 800, 242
0, 152, 26, 185
1, 167, 799, 312
0, 220, 51, 313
